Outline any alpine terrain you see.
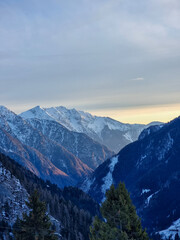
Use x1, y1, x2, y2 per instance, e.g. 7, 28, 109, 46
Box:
80, 116, 180, 239
20, 105, 162, 153
0, 106, 101, 187
0, 153, 100, 240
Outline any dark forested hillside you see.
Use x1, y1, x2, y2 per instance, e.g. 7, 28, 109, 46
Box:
0, 153, 100, 240
80, 116, 180, 239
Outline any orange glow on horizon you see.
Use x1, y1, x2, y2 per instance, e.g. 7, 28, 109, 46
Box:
89, 103, 180, 124
8, 102, 180, 125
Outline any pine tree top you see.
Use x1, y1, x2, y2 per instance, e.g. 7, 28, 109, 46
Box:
13, 190, 58, 240
90, 182, 149, 240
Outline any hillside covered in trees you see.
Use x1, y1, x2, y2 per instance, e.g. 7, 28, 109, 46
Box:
0, 153, 100, 240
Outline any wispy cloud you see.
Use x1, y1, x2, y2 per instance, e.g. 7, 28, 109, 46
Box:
131, 77, 144, 81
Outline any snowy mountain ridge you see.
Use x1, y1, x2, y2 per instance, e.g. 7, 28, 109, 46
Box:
20, 106, 162, 152
0, 106, 113, 188
20, 105, 130, 133
0, 106, 94, 187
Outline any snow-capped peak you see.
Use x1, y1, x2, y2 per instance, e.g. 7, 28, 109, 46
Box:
20, 105, 141, 135
44, 106, 131, 134
19, 105, 162, 153
0, 105, 10, 112
20, 106, 55, 121
0, 105, 18, 122
45, 106, 90, 130
0, 105, 15, 116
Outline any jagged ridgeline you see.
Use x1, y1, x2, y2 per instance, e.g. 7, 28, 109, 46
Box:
20, 105, 162, 153
0, 105, 114, 188
0, 153, 100, 240
0, 105, 162, 189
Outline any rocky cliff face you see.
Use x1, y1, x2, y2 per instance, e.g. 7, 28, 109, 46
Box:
0, 153, 100, 240
0, 162, 28, 225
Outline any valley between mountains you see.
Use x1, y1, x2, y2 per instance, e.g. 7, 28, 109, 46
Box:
0, 105, 179, 240
0, 105, 158, 187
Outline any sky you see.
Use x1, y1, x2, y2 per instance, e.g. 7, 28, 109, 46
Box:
0, 0, 180, 123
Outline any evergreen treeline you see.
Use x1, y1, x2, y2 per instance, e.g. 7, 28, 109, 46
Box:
0, 153, 100, 240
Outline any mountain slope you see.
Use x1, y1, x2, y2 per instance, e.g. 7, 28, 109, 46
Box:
20, 106, 162, 153
0, 125, 73, 187
0, 153, 100, 240
80, 116, 180, 238
24, 118, 113, 170
0, 106, 92, 187
0, 161, 28, 224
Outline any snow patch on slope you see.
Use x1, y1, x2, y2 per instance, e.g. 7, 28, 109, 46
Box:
80, 177, 95, 193
136, 154, 147, 168
101, 156, 118, 202
141, 189, 151, 195
123, 132, 133, 142
145, 190, 159, 206
159, 218, 180, 240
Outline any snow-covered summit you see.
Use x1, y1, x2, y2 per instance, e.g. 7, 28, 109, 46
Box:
0, 105, 95, 187
20, 106, 132, 133
45, 106, 132, 134
20, 105, 55, 121
20, 105, 159, 152
0, 105, 18, 121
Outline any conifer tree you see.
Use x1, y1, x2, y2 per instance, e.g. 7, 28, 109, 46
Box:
90, 182, 149, 240
13, 190, 57, 240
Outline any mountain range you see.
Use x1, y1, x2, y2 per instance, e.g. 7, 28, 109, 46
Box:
0, 105, 159, 188
20, 106, 161, 153
0, 106, 97, 187
0, 104, 179, 239
80, 116, 180, 239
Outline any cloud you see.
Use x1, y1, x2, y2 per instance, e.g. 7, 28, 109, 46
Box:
0, 0, 180, 120
131, 77, 144, 81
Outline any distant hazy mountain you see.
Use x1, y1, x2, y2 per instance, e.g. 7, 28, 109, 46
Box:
0, 106, 93, 187
80, 116, 180, 238
20, 106, 162, 152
